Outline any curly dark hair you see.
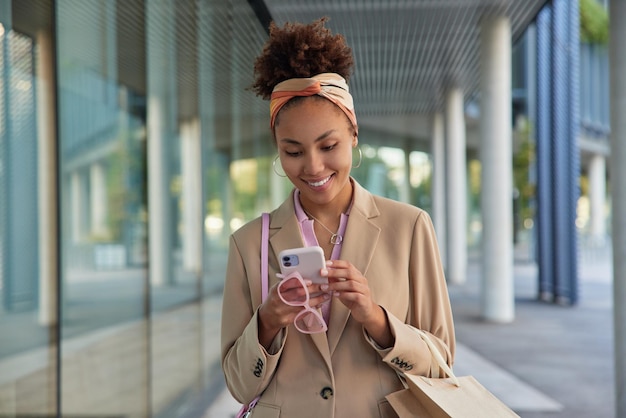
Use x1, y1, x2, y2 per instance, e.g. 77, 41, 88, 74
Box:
251, 17, 354, 99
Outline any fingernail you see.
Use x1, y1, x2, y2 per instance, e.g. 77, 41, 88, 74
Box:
325, 261, 333, 266
320, 284, 329, 291
321, 269, 328, 276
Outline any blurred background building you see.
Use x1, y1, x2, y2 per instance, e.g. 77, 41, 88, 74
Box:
0, 0, 616, 417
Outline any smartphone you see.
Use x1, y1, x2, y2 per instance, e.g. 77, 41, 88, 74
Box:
278, 246, 327, 284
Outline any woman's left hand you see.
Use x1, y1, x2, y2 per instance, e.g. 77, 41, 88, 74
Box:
320, 260, 394, 348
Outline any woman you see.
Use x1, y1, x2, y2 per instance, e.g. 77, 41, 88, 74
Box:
221, 18, 455, 418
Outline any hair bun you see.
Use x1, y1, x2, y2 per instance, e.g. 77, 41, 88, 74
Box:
251, 17, 354, 100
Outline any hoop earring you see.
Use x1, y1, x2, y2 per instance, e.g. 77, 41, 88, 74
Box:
273, 155, 287, 177
352, 146, 362, 169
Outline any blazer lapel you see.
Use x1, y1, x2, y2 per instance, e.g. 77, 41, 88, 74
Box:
327, 182, 381, 355
268, 209, 303, 259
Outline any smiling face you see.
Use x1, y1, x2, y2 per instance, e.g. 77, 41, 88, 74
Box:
274, 97, 357, 214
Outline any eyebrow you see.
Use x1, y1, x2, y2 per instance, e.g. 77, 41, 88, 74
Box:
279, 129, 336, 145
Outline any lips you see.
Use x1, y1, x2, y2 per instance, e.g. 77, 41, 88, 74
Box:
305, 175, 333, 188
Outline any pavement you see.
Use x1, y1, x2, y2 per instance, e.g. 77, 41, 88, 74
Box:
204, 241, 616, 418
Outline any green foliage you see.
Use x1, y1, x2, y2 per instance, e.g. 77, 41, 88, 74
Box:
106, 149, 126, 241
513, 121, 536, 224
580, 0, 609, 44
468, 160, 482, 211
105, 132, 146, 242
410, 173, 432, 212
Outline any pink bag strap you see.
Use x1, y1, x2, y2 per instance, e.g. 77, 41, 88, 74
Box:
261, 212, 270, 302
236, 213, 270, 418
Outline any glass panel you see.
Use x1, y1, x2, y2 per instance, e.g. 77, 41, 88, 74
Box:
57, 0, 149, 415
0, 1, 57, 415
197, 0, 273, 412
145, 0, 204, 413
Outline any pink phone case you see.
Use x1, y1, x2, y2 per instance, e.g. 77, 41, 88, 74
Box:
278, 246, 327, 284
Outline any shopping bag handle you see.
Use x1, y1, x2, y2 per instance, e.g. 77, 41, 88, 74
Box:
412, 328, 460, 387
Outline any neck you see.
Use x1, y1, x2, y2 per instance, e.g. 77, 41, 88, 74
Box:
299, 180, 353, 221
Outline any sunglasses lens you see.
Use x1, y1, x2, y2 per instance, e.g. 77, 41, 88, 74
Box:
277, 276, 307, 305
294, 310, 326, 334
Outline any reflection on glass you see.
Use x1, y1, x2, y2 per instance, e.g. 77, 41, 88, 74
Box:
0, 3, 57, 414
58, 0, 149, 415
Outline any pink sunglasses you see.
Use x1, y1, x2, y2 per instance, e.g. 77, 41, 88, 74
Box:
277, 271, 327, 334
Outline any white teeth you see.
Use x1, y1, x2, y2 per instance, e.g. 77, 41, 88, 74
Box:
308, 176, 331, 187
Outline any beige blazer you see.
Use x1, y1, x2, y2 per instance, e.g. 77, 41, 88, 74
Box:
221, 180, 455, 418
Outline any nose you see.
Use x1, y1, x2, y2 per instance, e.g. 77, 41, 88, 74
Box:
303, 151, 324, 175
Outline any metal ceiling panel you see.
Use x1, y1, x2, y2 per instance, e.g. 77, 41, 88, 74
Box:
266, 0, 550, 116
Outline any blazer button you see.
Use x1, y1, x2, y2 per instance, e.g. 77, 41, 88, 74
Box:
320, 386, 333, 399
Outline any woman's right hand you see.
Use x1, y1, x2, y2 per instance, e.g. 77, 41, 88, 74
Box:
257, 279, 329, 349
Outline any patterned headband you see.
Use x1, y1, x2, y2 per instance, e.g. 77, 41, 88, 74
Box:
269, 73, 358, 134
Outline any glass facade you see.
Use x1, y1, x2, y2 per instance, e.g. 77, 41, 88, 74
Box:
580, 42, 610, 132
0, 1, 430, 416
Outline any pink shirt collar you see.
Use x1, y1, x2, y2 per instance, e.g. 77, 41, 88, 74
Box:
293, 189, 352, 261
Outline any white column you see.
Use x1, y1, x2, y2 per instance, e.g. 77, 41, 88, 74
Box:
147, 100, 171, 286
90, 162, 108, 238
70, 171, 82, 243
480, 16, 514, 322
445, 88, 467, 285
588, 154, 607, 243
400, 144, 411, 204
36, 29, 58, 326
198, 1, 216, 252
181, 118, 202, 273
431, 112, 447, 268
610, 1, 626, 416
147, 0, 175, 286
